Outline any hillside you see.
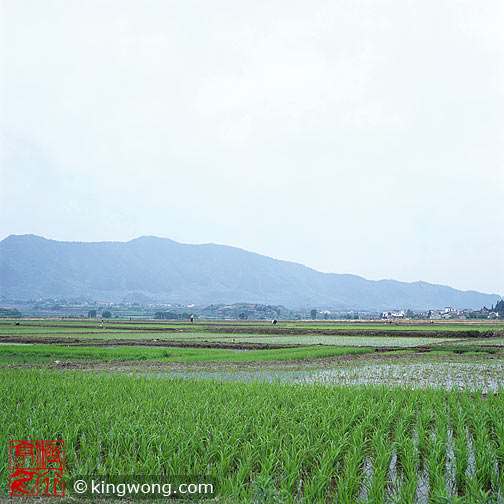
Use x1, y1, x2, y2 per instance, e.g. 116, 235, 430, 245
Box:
0, 234, 501, 310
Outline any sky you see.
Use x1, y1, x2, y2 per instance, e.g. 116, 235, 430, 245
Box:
1, 0, 503, 295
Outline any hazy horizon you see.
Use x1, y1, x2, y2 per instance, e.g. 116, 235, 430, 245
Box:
1, 1, 503, 295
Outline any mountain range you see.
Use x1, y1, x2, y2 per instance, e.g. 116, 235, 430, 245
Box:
0, 234, 501, 310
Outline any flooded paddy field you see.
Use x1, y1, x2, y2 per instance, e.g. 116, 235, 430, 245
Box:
2, 318, 504, 502
120, 354, 504, 393
2, 318, 503, 335
0, 330, 473, 348
3, 323, 503, 348
185, 334, 461, 347
298, 355, 504, 392
9, 351, 503, 394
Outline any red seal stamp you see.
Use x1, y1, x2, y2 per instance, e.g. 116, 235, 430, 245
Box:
9, 440, 65, 497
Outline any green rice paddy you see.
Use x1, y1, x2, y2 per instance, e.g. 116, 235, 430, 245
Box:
0, 343, 372, 365
2, 370, 504, 503
2, 318, 504, 502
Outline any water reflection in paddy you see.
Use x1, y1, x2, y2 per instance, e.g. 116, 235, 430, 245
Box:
147, 359, 504, 393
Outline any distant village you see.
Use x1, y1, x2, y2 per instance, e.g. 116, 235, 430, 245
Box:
380, 301, 504, 320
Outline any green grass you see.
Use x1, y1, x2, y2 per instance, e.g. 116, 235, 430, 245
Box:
0, 329, 184, 339
1, 369, 503, 502
432, 345, 499, 354
0, 344, 372, 365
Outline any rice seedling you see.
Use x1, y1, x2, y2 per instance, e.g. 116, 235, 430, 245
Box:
0, 343, 372, 365
2, 369, 503, 502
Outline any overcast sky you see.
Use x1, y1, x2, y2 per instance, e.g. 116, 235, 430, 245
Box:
1, 0, 503, 295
